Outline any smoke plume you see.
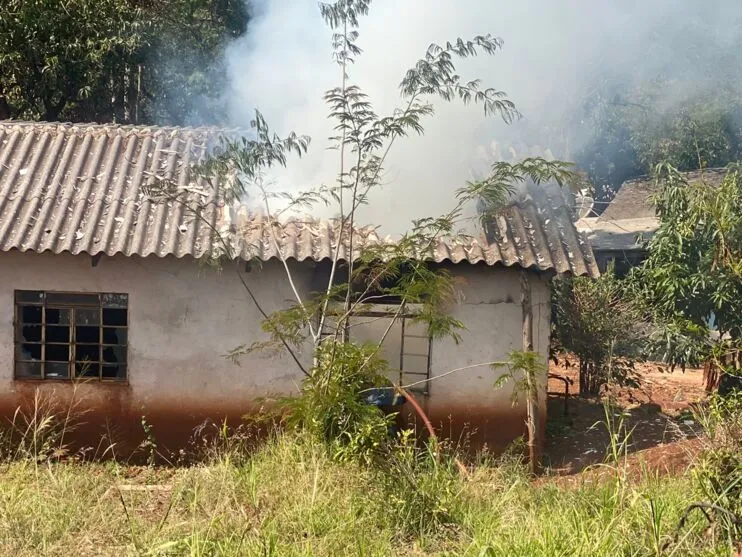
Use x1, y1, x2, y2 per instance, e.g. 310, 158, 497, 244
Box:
225, 0, 742, 234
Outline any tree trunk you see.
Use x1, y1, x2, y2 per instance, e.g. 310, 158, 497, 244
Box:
703, 359, 720, 392
0, 95, 10, 120
704, 349, 742, 395
578, 359, 602, 397
579, 360, 588, 396
520, 270, 542, 475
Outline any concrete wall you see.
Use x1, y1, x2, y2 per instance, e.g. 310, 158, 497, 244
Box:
0, 251, 550, 456
427, 265, 551, 450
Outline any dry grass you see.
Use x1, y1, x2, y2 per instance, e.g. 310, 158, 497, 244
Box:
0, 430, 734, 556
0, 392, 734, 556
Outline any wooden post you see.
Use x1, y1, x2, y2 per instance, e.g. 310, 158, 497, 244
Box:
520, 269, 542, 474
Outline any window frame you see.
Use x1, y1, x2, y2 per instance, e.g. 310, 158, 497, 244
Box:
13, 290, 129, 382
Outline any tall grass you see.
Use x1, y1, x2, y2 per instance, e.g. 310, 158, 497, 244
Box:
0, 388, 735, 556
0, 430, 731, 556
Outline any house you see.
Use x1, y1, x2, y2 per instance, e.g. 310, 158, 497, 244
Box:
0, 122, 598, 457
577, 168, 727, 275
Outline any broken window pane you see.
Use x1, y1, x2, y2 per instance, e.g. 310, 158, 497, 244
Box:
75, 326, 100, 344
16, 343, 42, 361
75, 344, 99, 363
102, 345, 126, 364
19, 324, 42, 343
102, 364, 126, 380
15, 362, 42, 378
46, 308, 71, 325
19, 306, 42, 324
103, 328, 127, 345
102, 308, 127, 326
14, 290, 128, 382
75, 362, 100, 378
46, 344, 70, 362
45, 362, 69, 379
46, 325, 70, 344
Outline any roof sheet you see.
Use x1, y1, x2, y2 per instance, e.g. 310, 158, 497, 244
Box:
600, 168, 727, 222
577, 216, 658, 251
0, 121, 597, 276
0, 121, 225, 258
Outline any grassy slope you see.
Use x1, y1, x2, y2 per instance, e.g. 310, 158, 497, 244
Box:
0, 433, 731, 557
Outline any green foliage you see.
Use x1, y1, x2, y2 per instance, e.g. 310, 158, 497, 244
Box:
692, 392, 742, 543
632, 100, 741, 173
142, 0, 249, 125
576, 89, 742, 199
0, 429, 730, 555
552, 269, 646, 395
153, 0, 580, 375
138, 416, 157, 467
0, 0, 248, 124
493, 350, 545, 405
148, 0, 578, 472
279, 341, 395, 465
468, 157, 577, 219
632, 165, 742, 368
374, 433, 462, 538
573, 14, 742, 199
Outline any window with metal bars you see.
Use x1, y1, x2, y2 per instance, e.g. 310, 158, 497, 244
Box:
14, 290, 128, 381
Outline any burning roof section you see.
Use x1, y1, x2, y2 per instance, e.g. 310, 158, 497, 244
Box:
0, 122, 597, 276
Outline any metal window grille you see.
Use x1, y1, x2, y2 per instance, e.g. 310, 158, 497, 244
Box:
14, 290, 128, 381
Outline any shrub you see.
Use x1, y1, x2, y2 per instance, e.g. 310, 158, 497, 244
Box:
280, 341, 396, 465
551, 269, 647, 395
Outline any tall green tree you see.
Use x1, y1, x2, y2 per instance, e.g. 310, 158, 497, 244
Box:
0, 0, 248, 125
151, 0, 575, 470
632, 164, 742, 385
575, 88, 742, 202
138, 0, 249, 124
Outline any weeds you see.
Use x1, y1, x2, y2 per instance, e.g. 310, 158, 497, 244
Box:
0, 387, 84, 464
689, 392, 742, 546
279, 341, 396, 465
0, 383, 733, 555
373, 432, 462, 539
0, 426, 730, 556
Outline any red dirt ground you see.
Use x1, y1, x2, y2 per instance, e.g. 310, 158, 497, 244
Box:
544, 356, 708, 476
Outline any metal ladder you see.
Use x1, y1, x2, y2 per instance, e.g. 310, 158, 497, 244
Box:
398, 318, 432, 396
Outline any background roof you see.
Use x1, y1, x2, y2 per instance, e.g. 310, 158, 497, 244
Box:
577, 216, 658, 251
600, 167, 727, 222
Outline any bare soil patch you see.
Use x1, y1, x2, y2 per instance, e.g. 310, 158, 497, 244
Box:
545, 356, 707, 476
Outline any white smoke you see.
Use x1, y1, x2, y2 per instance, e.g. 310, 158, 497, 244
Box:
225, 0, 742, 234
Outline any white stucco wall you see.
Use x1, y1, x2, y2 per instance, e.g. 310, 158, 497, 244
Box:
0, 251, 550, 453
422, 264, 551, 449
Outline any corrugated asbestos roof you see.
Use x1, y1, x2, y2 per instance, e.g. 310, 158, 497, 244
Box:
600, 168, 727, 221
0, 121, 597, 276
479, 182, 598, 276
577, 216, 658, 251
0, 121, 224, 258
